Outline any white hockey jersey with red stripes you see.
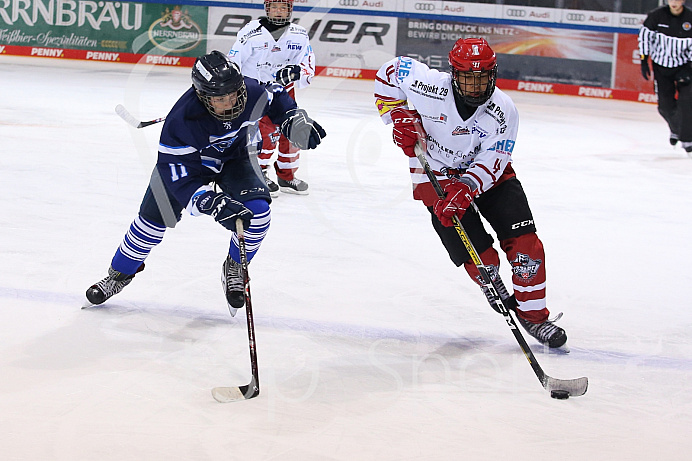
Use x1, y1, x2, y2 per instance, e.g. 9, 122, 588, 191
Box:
375, 56, 519, 205
228, 20, 315, 91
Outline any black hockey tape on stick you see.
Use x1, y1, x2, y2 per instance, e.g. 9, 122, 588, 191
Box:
115, 104, 165, 129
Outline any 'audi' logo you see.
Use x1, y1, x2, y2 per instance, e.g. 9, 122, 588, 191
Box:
620, 17, 640, 26
339, 0, 359, 6
506, 9, 526, 18
566, 13, 586, 21
414, 3, 435, 11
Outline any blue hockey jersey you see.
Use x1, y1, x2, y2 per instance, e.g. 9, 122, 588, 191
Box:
156, 78, 297, 207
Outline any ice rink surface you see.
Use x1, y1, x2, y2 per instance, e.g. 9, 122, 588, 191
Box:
1, 55, 691, 460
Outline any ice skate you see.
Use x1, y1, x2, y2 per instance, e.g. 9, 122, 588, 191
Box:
517, 314, 568, 350
84, 265, 143, 307
262, 169, 279, 198
681, 141, 692, 153
222, 255, 245, 316
670, 132, 679, 146
278, 177, 309, 195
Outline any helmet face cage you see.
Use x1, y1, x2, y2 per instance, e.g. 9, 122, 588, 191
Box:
451, 67, 497, 107
198, 87, 247, 122
449, 38, 498, 107
192, 51, 247, 121
264, 0, 293, 25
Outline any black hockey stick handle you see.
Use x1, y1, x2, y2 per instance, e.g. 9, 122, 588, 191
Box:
236, 218, 260, 397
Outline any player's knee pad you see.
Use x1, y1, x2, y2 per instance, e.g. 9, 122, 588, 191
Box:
500, 233, 545, 287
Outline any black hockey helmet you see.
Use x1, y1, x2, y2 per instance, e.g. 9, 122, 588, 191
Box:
191, 50, 247, 121
449, 38, 497, 107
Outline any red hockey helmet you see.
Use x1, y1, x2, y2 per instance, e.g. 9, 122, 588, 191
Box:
264, 0, 294, 25
448, 38, 497, 107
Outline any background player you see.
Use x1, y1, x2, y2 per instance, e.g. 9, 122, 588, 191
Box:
229, 0, 316, 195
374, 38, 567, 349
85, 51, 325, 315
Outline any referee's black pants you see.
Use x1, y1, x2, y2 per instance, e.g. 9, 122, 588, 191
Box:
653, 62, 692, 142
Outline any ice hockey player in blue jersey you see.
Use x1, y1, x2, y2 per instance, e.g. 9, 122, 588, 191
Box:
85, 50, 326, 314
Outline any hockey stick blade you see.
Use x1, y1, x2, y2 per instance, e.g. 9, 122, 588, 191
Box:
211, 380, 260, 403
115, 104, 165, 129
543, 375, 589, 397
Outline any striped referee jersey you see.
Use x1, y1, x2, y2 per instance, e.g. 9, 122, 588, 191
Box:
639, 5, 692, 68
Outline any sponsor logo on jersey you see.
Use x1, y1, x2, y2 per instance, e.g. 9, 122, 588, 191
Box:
212, 136, 238, 152
489, 139, 515, 155
148, 7, 202, 53
239, 26, 264, 44
684, 22, 692, 31
511, 252, 541, 281
395, 57, 413, 81
471, 124, 489, 138
484, 101, 507, 127
412, 80, 439, 95
286, 41, 303, 51
271, 45, 281, 52
452, 126, 471, 135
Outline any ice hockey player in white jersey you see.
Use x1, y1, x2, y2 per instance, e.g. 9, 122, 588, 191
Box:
374, 38, 568, 349
229, 0, 316, 196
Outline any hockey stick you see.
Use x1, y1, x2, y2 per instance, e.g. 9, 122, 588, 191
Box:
413, 143, 588, 397
212, 218, 260, 402
115, 104, 166, 129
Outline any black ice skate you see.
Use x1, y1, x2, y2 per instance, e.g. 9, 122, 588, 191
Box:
262, 169, 279, 198
222, 255, 245, 315
670, 132, 679, 146
278, 177, 309, 195
517, 315, 567, 349
85, 264, 143, 306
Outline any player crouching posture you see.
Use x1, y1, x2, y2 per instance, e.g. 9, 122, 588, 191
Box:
85, 51, 325, 314
374, 38, 567, 348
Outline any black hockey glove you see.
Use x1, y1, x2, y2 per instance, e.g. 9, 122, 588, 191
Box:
275, 65, 302, 86
194, 191, 253, 232
280, 108, 327, 150
641, 56, 650, 81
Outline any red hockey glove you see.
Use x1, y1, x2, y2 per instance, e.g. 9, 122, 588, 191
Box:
390, 107, 425, 157
433, 179, 478, 227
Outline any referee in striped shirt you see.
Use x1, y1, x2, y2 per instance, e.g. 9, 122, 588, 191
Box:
639, 0, 692, 152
